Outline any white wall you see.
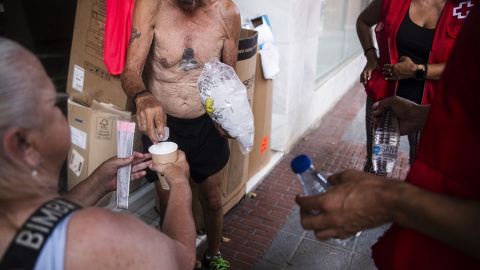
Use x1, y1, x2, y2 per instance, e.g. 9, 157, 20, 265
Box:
234, 0, 364, 153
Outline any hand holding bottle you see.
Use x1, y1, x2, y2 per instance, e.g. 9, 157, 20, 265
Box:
295, 169, 392, 242
372, 96, 430, 135
291, 155, 361, 245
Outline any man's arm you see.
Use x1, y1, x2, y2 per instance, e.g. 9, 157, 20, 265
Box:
151, 151, 195, 256
218, 0, 241, 69
65, 151, 196, 270
121, 0, 167, 143
388, 179, 480, 260
121, 0, 157, 100
296, 171, 480, 260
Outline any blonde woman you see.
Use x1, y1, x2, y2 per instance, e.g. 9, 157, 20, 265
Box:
0, 37, 196, 270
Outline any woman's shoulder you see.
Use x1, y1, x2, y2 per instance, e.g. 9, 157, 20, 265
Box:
68, 207, 144, 234
64, 207, 171, 269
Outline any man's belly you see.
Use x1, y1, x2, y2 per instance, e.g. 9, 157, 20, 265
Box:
150, 84, 206, 119
162, 98, 206, 119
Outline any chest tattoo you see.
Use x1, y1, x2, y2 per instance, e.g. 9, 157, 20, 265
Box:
179, 48, 200, 72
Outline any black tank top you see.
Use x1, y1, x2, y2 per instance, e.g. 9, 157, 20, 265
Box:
396, 8, 436, 104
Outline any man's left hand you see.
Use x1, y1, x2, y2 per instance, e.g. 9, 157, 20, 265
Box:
212, 121, 232, 139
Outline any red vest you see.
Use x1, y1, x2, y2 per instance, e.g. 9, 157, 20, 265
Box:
364, 0, 474, 105
372, 3, 480, 269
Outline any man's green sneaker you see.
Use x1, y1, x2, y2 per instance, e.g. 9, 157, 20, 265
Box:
202, 252, 230, 270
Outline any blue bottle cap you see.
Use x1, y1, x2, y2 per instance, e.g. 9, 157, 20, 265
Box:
291, 155, 312, 174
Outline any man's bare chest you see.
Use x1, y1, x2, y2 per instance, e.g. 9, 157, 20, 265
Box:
153, 19, 226, 69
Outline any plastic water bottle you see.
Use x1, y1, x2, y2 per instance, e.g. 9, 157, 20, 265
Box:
291, 155, 331, 196
372, 110, 400, 176
291, 155, 360, 245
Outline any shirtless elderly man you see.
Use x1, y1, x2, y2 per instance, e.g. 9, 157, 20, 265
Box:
121, 0, 241, 268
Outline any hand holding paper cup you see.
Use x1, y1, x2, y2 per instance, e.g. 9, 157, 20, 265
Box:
148, 141, 178, 190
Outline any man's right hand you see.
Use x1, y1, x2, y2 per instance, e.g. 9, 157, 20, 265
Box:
372, 96, 430, 135
295, 170, 393, 241
135, 93, 167, 144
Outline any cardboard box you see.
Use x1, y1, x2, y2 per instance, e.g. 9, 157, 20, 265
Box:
237, 29, 258, 106
67, 99, 145, 207
248, 54, 273, 179
66, 0, 132, 111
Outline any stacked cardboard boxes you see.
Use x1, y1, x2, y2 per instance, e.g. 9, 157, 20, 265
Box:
67, 99, 145, 206
66, 0, 142, 207
66, 0, 132, 111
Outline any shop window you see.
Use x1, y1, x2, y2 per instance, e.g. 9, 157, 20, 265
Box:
316, 0, 371, 84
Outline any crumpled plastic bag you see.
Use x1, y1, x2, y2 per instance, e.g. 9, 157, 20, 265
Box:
197, 58, 254, 154
259, 42, 280, 79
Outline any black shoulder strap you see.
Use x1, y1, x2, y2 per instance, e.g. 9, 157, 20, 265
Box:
0, 198, 82, 270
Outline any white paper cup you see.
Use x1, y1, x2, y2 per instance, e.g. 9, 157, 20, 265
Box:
148, 141, 178, 190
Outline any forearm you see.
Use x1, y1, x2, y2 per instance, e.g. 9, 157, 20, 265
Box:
121, 0, 156, 100
161, 182, 196, 254
62, 175, 108, 207
121, 69, 148, 100
425, 62, 446, 80
386, 182, 480, 259
409, 104, 430, 133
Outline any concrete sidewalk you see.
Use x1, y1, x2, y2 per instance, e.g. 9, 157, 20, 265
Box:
110, 82, 411, 269
195, 83, 411, 269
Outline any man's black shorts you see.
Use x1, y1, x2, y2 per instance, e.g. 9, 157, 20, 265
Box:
143, 114, 230, 183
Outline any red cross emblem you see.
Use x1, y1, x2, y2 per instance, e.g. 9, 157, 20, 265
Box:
453, 1, 474, 19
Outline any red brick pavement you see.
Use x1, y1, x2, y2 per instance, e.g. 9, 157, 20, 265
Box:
196, 84, 410, 269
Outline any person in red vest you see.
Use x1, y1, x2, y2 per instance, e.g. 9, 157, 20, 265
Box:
357, 0, 475, 174
296, 3, 480, 269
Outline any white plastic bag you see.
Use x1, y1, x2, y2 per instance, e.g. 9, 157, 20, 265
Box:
197, 58, 254, 154
259, 42, 280, 79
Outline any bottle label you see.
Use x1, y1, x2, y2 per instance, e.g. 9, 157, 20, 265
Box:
373, 144, 398, 159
